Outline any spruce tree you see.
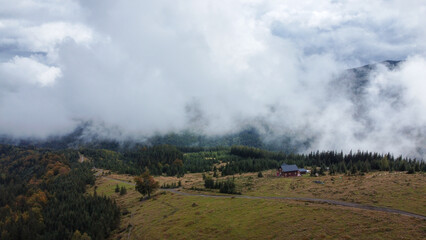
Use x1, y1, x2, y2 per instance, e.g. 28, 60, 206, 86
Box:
120, 186, 127, 195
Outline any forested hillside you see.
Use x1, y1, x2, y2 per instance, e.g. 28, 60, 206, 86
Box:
80, 144, 425, 178
0, 142, 424, 239
82, 145, 185, 176
0, 145, 120, 240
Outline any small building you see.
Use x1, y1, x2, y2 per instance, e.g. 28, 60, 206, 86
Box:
277, 163, 305, 177
298, 168, 307, 175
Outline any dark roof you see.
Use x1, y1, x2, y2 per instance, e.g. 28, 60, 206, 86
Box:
299, 168, 307, 172
280, 164, 299, 172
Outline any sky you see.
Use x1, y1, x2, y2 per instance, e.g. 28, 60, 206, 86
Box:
0, 0, 425, 158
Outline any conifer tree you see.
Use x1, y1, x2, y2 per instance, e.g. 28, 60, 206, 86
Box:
120, 186, 127, 195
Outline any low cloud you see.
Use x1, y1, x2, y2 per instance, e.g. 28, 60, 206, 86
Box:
0, 0, 425, 158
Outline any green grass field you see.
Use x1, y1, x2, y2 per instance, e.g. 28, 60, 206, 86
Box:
237, 171, 426, 215
92, 173, 426, 240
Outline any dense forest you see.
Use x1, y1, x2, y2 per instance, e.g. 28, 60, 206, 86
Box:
0, 145, 120, 240
82, 145, 185, 176
221, 146, 425, 175
81, 144, 425, 178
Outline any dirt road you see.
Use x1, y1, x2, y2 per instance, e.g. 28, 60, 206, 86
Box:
101, 176, 426, 220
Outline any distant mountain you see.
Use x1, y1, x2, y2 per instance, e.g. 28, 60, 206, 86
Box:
0, 123, 262, 151
338, 60, 401, 95
334, 60, 403, 130
0, 60, 404, 152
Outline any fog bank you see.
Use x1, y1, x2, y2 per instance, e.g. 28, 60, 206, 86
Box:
0, 1, 425, 158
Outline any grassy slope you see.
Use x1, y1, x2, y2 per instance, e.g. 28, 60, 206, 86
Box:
237, 171, 426, 215
92, 175, 426, 240
96, 171, 426, 215
128, 193, 425, 240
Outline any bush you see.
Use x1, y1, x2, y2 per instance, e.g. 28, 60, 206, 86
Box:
257, 171, 263, 178
160, 182, 179, 189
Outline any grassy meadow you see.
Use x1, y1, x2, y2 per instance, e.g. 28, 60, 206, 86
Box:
91, 171, 426, 240
94, 170, 426, 215
238, 171, 426, 215
141, 169, 426, 216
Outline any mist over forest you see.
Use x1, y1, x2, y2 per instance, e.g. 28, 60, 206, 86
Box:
1, 2, 426, 240
1, 1, 425, 159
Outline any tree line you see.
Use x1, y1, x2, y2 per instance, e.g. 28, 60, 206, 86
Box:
83, 145, 226, 177
204, 176, 239, 194
81, 145, 424, 178
221, 146, 425, 175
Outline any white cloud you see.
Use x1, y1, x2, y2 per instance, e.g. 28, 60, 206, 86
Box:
25, 22, 93, 51
0, 56, 62, 87
0, 0, 425, 158
0, 19, 93, 60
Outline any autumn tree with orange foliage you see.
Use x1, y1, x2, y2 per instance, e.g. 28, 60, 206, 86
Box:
134, 169, 159, 199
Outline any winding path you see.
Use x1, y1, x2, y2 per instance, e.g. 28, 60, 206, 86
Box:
101, 176, 426, 220
164, 189, 426, 220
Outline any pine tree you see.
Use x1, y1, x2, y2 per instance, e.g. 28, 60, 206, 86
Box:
350, 165, 358, 175
310, 166, 317, 177
120, 186, 127, 195
319, 166, 325, 176
380, 156, 390, 171
329, 165, 336, 175
204, 177, 214, 189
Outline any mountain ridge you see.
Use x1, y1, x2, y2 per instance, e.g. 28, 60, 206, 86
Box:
0, 60, 409, 154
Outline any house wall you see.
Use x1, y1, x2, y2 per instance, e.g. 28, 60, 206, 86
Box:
281, 170, 300, 177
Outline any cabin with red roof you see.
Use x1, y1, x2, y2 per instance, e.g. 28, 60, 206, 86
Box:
277, 163, 307, 177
